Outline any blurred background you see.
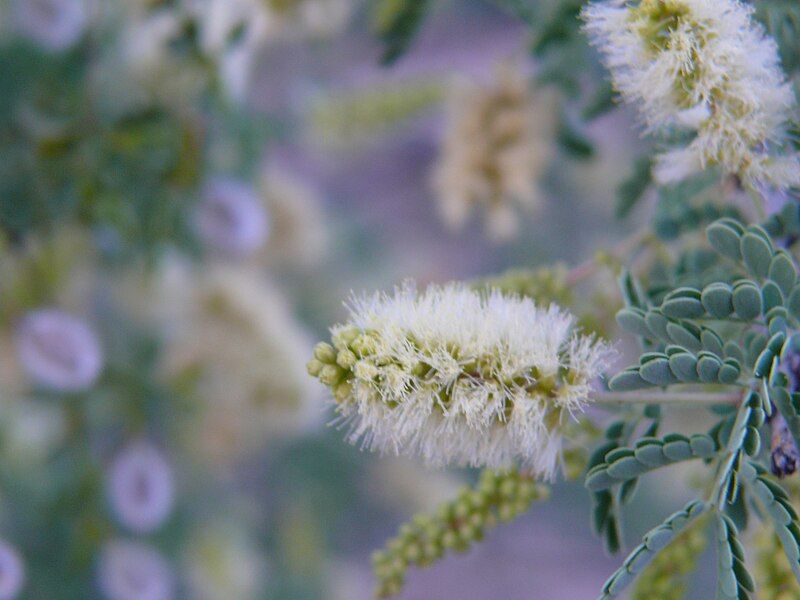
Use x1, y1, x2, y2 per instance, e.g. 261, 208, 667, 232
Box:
0, 0, 777, 598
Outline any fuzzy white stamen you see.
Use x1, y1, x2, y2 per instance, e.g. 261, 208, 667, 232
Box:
583, 0, 800, 189
309, 282, 609, 478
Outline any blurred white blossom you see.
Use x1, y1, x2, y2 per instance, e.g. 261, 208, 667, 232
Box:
13, 0, 87, 51
15, 309, 102, 393
110, 7, 207, 109
193, 0, 353, 48
106, 440, 175, 535
0, 540, 24, 600
97, 540, 174, 600
184, 521, 264, 600
156, 262, 320, 464
0, 399, 66, 468
309, 282, 609, 477
190, 0, 353, 102
193, 178, 271, 260
433, 64, 557, 241
583, 0, 800, 188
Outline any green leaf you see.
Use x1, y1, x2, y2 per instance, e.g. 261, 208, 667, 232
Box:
696, 353, 721, 383
556, 116, 595, 159
769, 250, 797, 295
666, 322, 702, 352
740, 230, 774, 279
639, 357, 676, 386
707, 219, 744, 261
645, 310, 670, 341
373, 0, 432, 65
668, 352, 699, 382
616, 308, 651, 337
771, 386, 800, 452
585, 434, 719, 491
609, 368, 651, 391
732, 281, 763, 320
787, 284, 800, 320
714, 514, 755, 599
599, 501, 706, 599
615, 155, 652, 219
762, 280, 784, 312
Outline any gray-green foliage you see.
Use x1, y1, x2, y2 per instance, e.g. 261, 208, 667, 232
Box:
598, 500, 707, 599
592, 214, 800, 598
610, 216, 800, 392
715, 513, 755, 599
585, 431, 720, 492
742, 462, 800, 581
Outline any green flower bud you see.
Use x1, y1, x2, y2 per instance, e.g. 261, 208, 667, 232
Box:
306, 358, 324, 377
318, 364, 346, 386
313, 342, 337, 364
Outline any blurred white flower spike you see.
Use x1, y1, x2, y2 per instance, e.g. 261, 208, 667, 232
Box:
15, 309, 102, 393
13, 0, 87, 51
0, 540, 24, 600
433, 64, 556, 242
308, 282, 609, 478
106, 441, 175, 535
583, 0, 800, 189
157, 262, 321, 465
194, 178, 270, 260
97, 541, 174, 600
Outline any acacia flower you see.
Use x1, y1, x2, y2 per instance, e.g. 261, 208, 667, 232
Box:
106, 441, 175, 534
308, 283, 608, 477
0, 540, 24, 600
194, 178, 270, 260
97, 541, 174, 600
14, 0, 87, 52
15, 309, 102, 393
158, 262, 320, 464
583, 0, 800, 189
432, 64, 556, 241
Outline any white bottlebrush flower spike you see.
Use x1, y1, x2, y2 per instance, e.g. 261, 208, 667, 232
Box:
106, 440, 175, 535
0, 540, 25, 600
97, 540, 174, 600
15, 309, 103, 393
432, 64, 556, 241
194, 178, 270, 259
308, 282, 608, 478
583, 0, 800, 188
14, 0, 87, 51
155, 261, 320, 464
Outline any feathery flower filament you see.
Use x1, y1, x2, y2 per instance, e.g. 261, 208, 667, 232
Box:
583, 0, 800, 189
308, 283, 608, 477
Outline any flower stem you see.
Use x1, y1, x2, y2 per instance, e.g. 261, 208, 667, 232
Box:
593, 390, 743, 406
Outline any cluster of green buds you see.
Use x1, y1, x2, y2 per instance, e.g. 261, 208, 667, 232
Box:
311, 80, 443, 144
475, 266, 572, 306
306, 330, 368, 403
631, 515, 708, 600
371, 470, 549, 598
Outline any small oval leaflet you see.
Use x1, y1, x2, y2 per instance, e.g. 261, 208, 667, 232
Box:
732, 281, 763, 320
707, 220, 744, 260
740, 231, 773, 279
